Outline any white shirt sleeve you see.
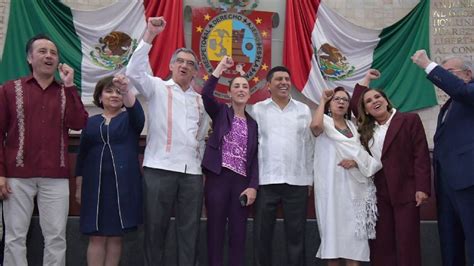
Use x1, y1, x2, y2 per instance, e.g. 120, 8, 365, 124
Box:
126, 40, 157, 99
424, 62, 438, 74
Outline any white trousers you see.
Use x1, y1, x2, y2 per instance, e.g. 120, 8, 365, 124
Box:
3, 178, 69, 266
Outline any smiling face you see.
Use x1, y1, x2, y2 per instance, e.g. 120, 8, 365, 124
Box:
268, 71, 291, 101
27, 39, 59, 79
329, 90, 350, 118
100, 85, 124, 111
170, 51, 197, 89
228, 77, 250, 106
362, 89, 392, 123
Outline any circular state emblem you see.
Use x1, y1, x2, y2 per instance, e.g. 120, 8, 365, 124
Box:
199, 12, 265, 99
90, 31, 138, 70
316, 43, 355, 81
207, 0, 260, 12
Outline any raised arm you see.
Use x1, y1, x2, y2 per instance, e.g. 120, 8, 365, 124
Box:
310, 89, 333, 136
111, 74, 145, 133
202, 56, 234, 119
126, 17, 167, 99
58, 63, 88, 130
412, 49, 474, 106
350, 69, 380, 117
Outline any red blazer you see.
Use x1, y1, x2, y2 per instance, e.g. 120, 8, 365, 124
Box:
350, 84, 431, 204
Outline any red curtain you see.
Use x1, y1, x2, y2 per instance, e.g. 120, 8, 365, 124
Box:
283, 0, 320, 91
143, 0, 185, 79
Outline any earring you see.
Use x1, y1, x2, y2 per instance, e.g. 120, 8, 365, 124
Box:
328, 110, 332, 117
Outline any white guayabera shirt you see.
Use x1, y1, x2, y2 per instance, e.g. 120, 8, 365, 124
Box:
126, 40, 210, 175
248, 98, 314, 186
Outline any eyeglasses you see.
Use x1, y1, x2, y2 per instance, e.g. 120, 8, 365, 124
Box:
332, 96, 349, 103
447, 68, 466, 74
175, 58, 196, 67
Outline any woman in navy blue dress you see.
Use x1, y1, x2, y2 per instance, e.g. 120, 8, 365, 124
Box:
75, 74, 144, 266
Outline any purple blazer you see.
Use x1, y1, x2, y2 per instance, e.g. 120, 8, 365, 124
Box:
201, 75, 259, 189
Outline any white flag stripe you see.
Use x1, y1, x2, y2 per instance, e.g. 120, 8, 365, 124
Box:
72, 0, 146, 103
302, 3, 382, 104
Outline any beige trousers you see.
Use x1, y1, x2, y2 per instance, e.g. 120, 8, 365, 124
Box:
3, 178, 69, 266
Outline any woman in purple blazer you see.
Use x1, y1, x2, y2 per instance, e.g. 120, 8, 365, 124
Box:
201, 56, 259, 266
350, 69, 431, 266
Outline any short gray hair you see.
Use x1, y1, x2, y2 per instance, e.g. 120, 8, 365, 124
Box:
441, 56, 473, 72
169, 48, 199, 71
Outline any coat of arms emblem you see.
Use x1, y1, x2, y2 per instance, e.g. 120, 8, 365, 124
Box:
90, 31, 138, 70
316, 43, 355, 81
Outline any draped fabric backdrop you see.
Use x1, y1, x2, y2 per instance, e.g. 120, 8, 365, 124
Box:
284, 0, 437, 112
0, 0, 184, 104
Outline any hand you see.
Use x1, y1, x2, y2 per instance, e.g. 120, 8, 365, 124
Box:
236, 63, 245, 75
411, 49, 432, 69
213, 56, 234, 77
338, 159, 358, 169
360, 69, 380, 87
365, 69, 381, 81
148, 17, 166, 34
415, 191, 429, 207
58, 63, 74, 87
321, 89, 334, 103
0, 176, 12, 200
113, 74, 129, 95
75, 176, 82, 205
240, 188, 257, 206
75, 188, 81, 205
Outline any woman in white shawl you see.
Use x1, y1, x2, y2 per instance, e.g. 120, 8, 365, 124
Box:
311, 87, 382, 266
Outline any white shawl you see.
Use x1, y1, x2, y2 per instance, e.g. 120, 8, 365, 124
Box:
322, 114, 382, 239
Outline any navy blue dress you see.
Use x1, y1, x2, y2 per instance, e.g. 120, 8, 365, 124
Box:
76, 100, 145, 235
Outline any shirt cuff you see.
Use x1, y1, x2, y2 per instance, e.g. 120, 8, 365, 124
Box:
137, 39, 152, 52
425, 62, 438, 74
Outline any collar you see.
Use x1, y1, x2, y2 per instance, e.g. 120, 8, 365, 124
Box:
25, 75, 60, 87
376, 108, 397, 127
263, 97, 295, 109
165, 79, 196, 94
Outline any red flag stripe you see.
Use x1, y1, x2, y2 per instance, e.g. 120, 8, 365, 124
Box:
283, 0, 320, 91
144, 0, 185, 79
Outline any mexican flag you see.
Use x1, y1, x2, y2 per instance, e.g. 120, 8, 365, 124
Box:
284, 0, 437, 112
0, 0, 184, 104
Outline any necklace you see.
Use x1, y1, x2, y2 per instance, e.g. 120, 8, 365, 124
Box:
335, 126, 353, 137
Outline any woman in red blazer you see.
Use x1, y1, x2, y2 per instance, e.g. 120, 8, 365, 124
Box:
350, 69, 431, 266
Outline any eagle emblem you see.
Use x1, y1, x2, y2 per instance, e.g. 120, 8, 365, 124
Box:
90, 31, 138, 70
316, 43, 355, 81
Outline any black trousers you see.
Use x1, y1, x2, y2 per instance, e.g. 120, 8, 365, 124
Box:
253, 184, 308, 266
143, 167, 203, 266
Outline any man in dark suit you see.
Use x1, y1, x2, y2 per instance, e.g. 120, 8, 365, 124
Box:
413, 50, 474, 266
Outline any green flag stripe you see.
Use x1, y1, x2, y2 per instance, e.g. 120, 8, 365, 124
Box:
371, 0, 437, 112
0, 0, 82, 93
